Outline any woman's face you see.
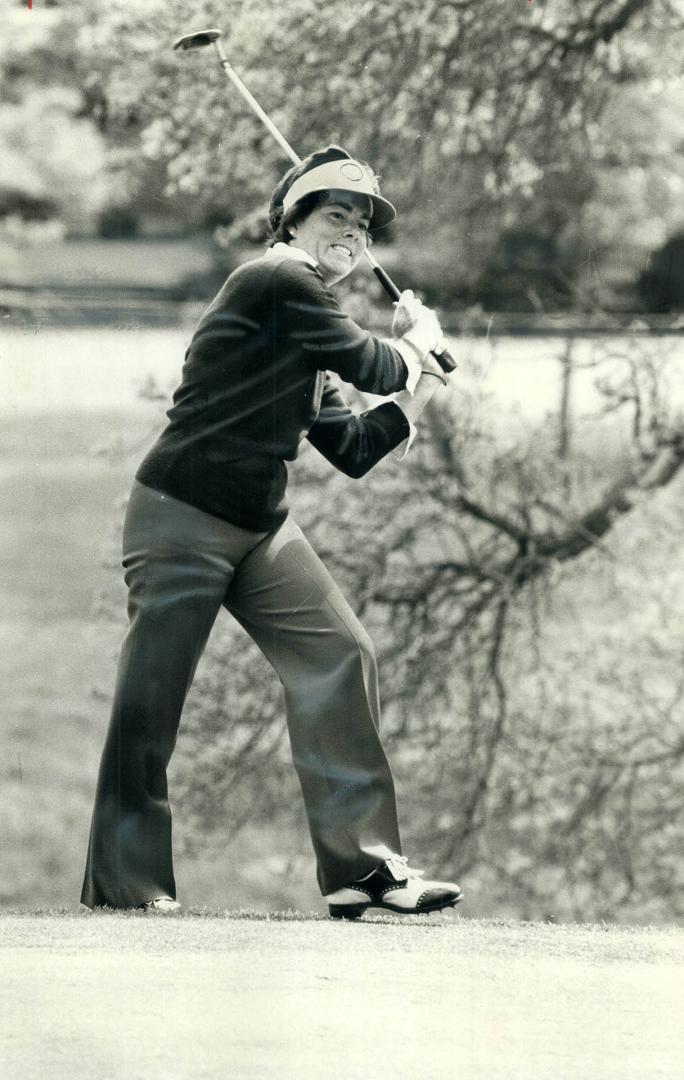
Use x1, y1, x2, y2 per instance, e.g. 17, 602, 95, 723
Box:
289, 190, 373, 284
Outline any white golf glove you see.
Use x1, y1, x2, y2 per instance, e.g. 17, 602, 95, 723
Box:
392, 289, 444, 360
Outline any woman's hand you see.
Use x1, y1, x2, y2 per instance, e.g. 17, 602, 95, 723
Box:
394, 358, 449, 429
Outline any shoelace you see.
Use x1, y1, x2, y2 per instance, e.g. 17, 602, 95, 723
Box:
385, 854, 425, 881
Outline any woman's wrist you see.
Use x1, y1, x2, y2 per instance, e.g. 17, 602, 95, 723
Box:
395, 368, 442, 423
421, 368, 448, 386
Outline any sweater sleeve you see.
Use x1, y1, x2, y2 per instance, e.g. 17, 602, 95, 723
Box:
276, 261, 410, 397
306, 375, 411, 478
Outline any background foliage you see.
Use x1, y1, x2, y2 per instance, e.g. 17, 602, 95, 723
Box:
4, 0, 684, 306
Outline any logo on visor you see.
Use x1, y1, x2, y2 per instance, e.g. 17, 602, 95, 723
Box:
339, 162, 365, 182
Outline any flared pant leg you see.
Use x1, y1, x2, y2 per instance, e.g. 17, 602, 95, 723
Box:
81, 483, 266, 909
82, 484, 401, 907
225, 517, 401, 895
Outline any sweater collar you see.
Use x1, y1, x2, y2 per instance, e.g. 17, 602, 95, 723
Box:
266, 242, 318, 269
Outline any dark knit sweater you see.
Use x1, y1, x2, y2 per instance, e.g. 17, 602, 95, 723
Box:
136, 250, 411, 532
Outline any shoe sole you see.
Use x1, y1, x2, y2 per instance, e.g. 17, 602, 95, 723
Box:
329, 892, 463, 921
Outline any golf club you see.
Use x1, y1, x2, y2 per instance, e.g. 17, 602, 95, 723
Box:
173, 28, 457, 373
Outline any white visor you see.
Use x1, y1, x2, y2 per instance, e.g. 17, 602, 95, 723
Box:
281, 159, 396, 230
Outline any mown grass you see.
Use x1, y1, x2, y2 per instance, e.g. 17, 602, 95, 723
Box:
3, 911, 681, 1080
0, 409, 141, 906
2, 909, 682, 959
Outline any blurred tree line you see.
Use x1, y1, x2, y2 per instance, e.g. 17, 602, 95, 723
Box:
3, 0, 684, 310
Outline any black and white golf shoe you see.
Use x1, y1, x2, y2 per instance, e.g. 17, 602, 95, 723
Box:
325, 854, 463, 920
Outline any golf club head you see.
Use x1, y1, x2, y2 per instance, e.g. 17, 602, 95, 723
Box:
173, 28, 222, 51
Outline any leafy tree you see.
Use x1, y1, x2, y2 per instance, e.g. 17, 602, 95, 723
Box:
0, 2, 112, 233
0, 87, 108, 234
10, 0, 683, 301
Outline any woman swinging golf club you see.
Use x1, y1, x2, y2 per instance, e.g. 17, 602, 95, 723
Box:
81, 145, 463, 918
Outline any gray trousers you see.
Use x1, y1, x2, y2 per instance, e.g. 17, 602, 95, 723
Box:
81, 481, 401, 908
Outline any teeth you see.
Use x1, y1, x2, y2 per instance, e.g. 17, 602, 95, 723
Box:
332, 245, 351, 256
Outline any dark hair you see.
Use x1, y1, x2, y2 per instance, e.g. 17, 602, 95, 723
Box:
268, 145, 378, 245
269, 190, 331, 245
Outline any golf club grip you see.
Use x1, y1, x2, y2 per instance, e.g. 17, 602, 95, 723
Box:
370, 265, 457, 374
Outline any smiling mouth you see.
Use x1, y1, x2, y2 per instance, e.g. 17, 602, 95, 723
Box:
331, 244, 353, 257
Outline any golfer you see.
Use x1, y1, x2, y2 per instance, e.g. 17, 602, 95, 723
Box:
81, 145, 463, 918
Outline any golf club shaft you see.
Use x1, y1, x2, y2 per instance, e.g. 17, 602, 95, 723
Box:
214, 39, 302, 166
210, 38, 456, 373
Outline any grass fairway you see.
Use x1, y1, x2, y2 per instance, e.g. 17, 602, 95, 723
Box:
1, 913, 682, 1080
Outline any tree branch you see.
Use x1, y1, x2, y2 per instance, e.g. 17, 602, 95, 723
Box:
534, 434, 684, 563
